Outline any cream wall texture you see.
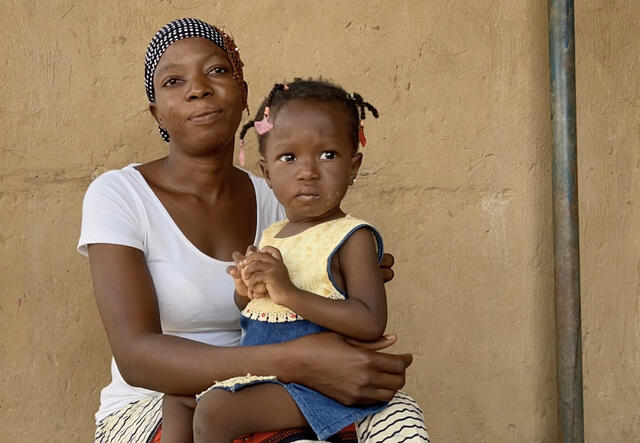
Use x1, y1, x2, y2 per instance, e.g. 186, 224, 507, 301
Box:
0, 1, 638, 442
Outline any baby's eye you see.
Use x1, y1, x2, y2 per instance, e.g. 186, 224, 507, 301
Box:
278, 153, 296, 162
319, 151, 337, 160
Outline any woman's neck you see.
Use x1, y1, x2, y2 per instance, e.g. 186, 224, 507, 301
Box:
162, 142, 237, 195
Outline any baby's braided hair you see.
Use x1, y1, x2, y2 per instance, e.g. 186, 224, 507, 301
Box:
239, 78, 379, 154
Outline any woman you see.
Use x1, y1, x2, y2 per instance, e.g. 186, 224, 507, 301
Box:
78, 18, 427, 442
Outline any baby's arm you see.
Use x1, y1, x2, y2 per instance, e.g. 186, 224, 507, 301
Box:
230, 270, 250, 310
242, 228, 387, 341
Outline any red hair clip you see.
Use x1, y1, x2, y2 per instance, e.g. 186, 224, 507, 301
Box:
358, 120, 366, 147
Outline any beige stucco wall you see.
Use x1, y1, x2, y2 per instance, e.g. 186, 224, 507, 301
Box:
1, 1, 638, 441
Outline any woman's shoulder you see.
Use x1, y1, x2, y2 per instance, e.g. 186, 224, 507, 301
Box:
78, 164, 147, 256
81, 164, 149, 223
86, 164, 142, 196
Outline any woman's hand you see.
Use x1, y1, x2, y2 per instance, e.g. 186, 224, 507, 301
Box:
282, 332, 412, 405
379, 252, 395, 283
227, 249, 253, 299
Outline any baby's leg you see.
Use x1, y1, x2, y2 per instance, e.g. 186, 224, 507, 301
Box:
162, 394, 196, 443
193, 383, 308, 443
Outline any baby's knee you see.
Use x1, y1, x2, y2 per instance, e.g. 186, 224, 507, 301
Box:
193, 390, 233, 438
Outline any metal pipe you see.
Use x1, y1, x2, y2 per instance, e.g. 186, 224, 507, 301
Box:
548, 1, 584, 441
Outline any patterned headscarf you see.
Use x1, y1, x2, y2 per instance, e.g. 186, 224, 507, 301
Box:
144, 18, 247, 142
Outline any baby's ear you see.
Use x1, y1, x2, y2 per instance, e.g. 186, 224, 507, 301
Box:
350, 152, 363, 178
258, 159, 271, 187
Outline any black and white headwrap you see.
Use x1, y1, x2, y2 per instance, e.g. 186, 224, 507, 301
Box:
144, 18, 247, 142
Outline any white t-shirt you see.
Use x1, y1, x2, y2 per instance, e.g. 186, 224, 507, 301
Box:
77, 164, 284, 422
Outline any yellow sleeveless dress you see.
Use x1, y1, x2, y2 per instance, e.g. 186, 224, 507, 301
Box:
242, 215, 383, 322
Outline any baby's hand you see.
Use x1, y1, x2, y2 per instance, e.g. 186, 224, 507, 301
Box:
241, 246, 297, 306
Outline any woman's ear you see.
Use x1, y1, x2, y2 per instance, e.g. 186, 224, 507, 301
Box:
242, 81, 249, 111
149, 102, 163, 127
259, 159, 272, 188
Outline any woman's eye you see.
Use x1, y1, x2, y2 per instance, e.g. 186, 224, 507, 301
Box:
163, 78, 181, 87
207, 66, 227, 76
278, 153, 295, 162
319, 151, 337, 160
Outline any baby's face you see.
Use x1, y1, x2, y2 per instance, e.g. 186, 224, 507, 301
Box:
260, 99, 362, 224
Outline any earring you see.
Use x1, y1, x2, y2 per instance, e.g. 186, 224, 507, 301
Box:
351, 177, 357, 184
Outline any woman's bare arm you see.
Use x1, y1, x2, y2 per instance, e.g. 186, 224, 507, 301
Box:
88, 243, 410, 402
88, 243, 287, 393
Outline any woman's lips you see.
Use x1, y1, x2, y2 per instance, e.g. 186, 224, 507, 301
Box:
189, 108, 223, 123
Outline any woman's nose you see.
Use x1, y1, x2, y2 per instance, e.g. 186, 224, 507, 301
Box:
187, 75, 212, 100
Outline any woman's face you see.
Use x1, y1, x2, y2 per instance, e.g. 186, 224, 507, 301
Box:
150, 37, 244, 151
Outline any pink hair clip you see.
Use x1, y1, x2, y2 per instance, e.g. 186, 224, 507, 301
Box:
254, 106, 274, 135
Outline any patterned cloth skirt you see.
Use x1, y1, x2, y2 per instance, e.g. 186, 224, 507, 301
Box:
94, 390, 428, 442
95, 318, 429, 442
